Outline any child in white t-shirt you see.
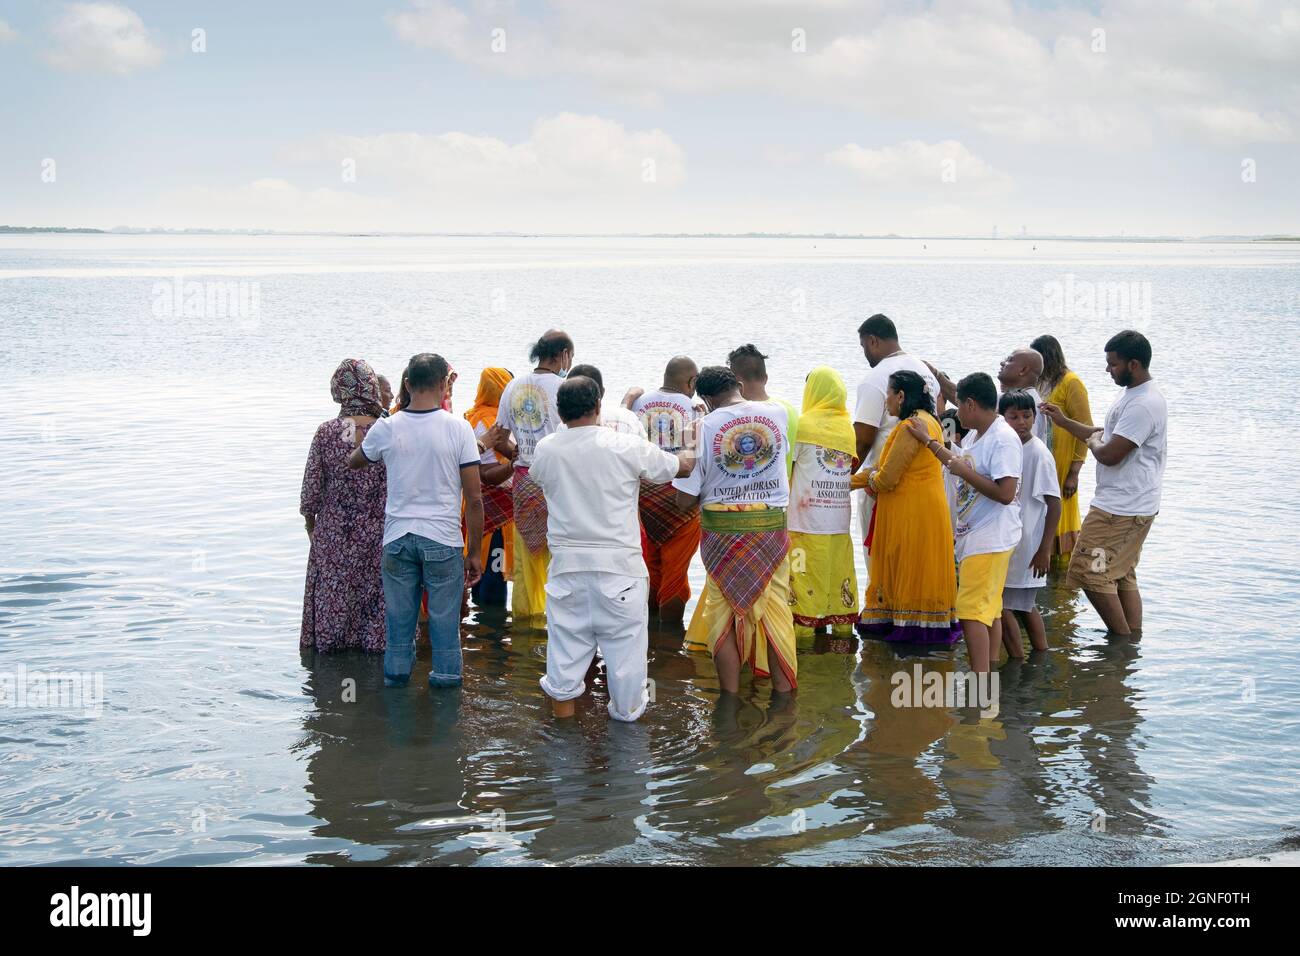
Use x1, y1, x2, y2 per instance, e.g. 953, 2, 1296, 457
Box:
906, 373, 1021, 674
997, 391, 1060, 655
938, 409, 969, 535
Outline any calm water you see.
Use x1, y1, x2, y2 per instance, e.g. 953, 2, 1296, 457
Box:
2, 235, 1298, 866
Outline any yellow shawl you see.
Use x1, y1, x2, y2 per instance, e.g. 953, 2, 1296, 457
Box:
798, 366, 856, 456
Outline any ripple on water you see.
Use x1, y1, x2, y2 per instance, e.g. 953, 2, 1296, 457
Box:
2, 237, 1299, 864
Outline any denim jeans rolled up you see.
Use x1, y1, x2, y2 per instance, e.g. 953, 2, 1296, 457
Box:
381, 533, 465, 687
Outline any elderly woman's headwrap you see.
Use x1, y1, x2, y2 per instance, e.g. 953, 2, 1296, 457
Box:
330, 358, 385, 418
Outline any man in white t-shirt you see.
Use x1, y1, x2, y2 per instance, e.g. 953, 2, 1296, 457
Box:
673, 366, 797, 695
627, 355, 700, 452
727, 344, 799, 474
1043, 330, 1167, 642
492, 329, 574, 627
626, 355, 703, 623
530, 376, 691, 722
560, 363, 644, 436
906, 372, 1020, 674
997, 390, 1061, 656
997, 348, 1053, 446
349, 353, 484, 689
852, 314, 941, 571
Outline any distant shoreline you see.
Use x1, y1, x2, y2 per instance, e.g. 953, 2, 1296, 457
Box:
2, 225, 1297, 242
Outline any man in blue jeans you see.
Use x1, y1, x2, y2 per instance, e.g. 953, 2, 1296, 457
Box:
350, 353, 484, 687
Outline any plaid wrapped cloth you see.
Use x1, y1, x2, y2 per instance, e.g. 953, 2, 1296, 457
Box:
482, 482, 514, 537
699, 507, 789, 616
638, 479, 696, 545
512, 466, 549, 555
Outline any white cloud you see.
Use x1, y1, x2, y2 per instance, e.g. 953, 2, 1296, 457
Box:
148, 114, 688, 233
385, 0, 1300, 146
157, 178, 399, 232
1166, 106, 1296, 144
45, 2, 163, 75
827, 140, 1011, 195
281, 113, 686, 194
0, 19, 18, 43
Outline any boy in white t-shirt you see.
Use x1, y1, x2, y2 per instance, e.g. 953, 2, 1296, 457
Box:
907, 372, 1020, 674
997, 390, 1060, 655
938, 408, 969, 533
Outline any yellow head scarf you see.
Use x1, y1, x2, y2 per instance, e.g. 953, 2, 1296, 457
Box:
465, 367, 513, 432
798, 366, 856, 456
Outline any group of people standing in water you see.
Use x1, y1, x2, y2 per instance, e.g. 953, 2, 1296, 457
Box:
299, 314, 1168, 722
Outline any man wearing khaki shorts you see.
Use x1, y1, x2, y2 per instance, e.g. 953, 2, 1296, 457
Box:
1042, 330, 1167, 641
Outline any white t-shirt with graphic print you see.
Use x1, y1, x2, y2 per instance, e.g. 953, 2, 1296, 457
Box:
673, 401, 789, 508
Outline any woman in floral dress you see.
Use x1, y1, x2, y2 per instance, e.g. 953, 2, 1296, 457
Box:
300, 359, 388, 652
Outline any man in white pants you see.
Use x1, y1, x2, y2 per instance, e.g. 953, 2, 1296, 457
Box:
529, 375, 693, 721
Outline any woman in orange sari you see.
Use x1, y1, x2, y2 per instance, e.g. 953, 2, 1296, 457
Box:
852, 369, 960, 644
465, 368, 515, 606
1031, 335, 1093, 564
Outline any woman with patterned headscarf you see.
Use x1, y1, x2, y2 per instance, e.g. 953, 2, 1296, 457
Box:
299, 359, 388, 652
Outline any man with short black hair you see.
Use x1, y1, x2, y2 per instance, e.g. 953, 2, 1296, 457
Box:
349, 352, 484, 688
909, 371, 1021, 673
853, 314, 941, 571
530, 376, 692, 721
675, 366, 797, 694
495, 329, 576, 627
563, 363, 644, 435
1042, 330, 1166, 641
727, 344, 798, 473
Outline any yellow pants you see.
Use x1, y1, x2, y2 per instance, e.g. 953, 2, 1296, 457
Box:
511, 526, 549, 628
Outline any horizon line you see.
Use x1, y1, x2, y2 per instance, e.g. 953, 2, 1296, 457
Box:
2, 225, 1298, 243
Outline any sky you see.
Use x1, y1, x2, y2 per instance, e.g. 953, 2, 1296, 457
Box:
0, 0, 1297, 236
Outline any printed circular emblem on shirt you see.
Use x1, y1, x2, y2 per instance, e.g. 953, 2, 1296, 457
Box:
816, 447, 853, 475
714, 416, 780, 478
511, 383, 549, 433
641, 402, 688, 450
954, 453, 978, 519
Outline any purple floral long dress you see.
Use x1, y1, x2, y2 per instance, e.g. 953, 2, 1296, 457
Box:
300, 417, 387, 651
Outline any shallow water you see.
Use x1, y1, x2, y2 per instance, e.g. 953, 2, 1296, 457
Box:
2, 235, 1298, 865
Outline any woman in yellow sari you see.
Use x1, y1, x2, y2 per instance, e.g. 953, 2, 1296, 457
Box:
1030, 335, 1093, 563
788, 366, 859, 639
851, 369, 959, 644
465, 368, 515, 606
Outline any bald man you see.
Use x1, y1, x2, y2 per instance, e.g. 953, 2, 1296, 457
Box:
626, 356, 702, 622
998, 348, 1052, 445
